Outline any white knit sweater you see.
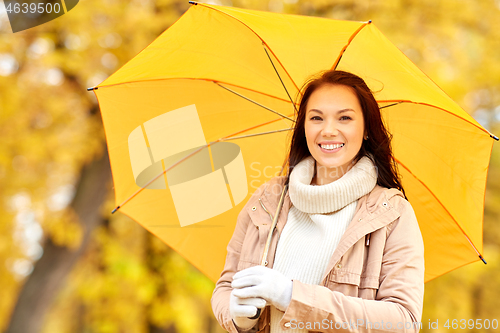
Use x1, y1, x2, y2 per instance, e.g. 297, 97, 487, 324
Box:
270, 155, 377, 333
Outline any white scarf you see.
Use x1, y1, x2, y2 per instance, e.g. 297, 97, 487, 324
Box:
288, 155, 378, 213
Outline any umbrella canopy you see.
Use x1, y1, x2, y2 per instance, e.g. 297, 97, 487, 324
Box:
91, 2, 497, 283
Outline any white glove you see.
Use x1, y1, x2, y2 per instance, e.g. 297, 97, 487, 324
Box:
232, 266, 293, 312
230, 290, 265, 331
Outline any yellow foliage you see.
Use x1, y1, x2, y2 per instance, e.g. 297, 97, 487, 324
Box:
44, 209, 83, 249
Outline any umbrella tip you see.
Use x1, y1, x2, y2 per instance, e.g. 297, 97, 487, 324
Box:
87, 87, 98, 91
189, 1, 197, 4
479, 254, 487, 265
368, 20, 372, 24
491, 134, 499, 141
111, 206, 120, 214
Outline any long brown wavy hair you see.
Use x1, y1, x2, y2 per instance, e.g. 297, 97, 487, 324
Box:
283, 70, 405, 197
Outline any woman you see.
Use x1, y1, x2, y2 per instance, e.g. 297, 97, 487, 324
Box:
212, 70, 424, 333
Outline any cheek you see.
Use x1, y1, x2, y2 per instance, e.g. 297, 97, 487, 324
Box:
351, 124, 365, 141
305, 134, 314, 148
304, 124, 314, 142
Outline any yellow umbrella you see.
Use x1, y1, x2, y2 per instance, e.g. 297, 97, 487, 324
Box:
90, 2, 498, 283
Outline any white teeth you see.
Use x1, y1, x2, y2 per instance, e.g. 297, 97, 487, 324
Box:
320, 143, 344, 150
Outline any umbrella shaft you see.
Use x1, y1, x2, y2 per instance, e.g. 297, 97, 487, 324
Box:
260, 184, 288, 266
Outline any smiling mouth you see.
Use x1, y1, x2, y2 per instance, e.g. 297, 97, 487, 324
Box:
319, 143, 344, 150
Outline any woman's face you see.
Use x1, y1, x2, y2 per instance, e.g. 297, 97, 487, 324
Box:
304, 84, 366, 182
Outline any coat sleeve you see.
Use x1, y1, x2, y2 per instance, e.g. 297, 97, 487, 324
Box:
211, 182, 269, 333
278, 197, 425, 333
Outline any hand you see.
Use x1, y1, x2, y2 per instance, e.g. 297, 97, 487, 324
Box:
230, 290, 265, 330
232, 266, 293, 312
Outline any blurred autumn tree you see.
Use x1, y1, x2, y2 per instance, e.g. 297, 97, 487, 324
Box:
0, 0, 499, 332
0, 0, 222, 332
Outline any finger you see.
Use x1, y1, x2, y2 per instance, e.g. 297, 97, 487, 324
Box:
233, 286, 266, 300
232, 304, 259, 318
237, 297, 267, 308
232, 275, 261, 289
233, 265, 268, 280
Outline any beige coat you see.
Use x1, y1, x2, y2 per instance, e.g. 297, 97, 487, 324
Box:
212, 176, 424, 333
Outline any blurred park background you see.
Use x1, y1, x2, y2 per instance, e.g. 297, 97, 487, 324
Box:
0, 0, 499, 332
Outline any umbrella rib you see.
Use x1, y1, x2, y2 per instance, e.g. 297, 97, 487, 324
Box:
378, 99, 497, 140
379, 102, 402, 109
216, 82, 296, 123
262, 44, 298, 113
394, 156, 487, 265
94, 77, 294, 105
195, 2, 301, 93
224, 128, 292, 140
111, 124, 292, 214
332, 20, 372, 70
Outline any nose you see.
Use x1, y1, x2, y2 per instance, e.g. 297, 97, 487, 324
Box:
321, 120, 339, 137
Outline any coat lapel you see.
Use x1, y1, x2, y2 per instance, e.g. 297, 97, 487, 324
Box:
320, 186, 404, 282
246, 177, 292, 267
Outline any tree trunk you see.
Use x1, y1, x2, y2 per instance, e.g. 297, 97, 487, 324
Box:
6, 148, 111, 333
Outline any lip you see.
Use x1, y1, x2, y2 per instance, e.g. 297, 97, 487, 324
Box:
318, 141, 344, 145
318, 143, 344, 153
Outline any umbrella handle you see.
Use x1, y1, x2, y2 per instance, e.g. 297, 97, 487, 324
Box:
260, 184, 288, 266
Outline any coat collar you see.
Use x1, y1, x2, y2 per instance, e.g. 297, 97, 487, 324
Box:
248, 176, 404, 222
245, 177, 292, 237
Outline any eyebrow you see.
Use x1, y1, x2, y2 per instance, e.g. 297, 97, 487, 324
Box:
308, 109, 355, 114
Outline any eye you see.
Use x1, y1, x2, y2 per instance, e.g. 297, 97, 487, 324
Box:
310, 116, 322, 121
340, 116, 352, 121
